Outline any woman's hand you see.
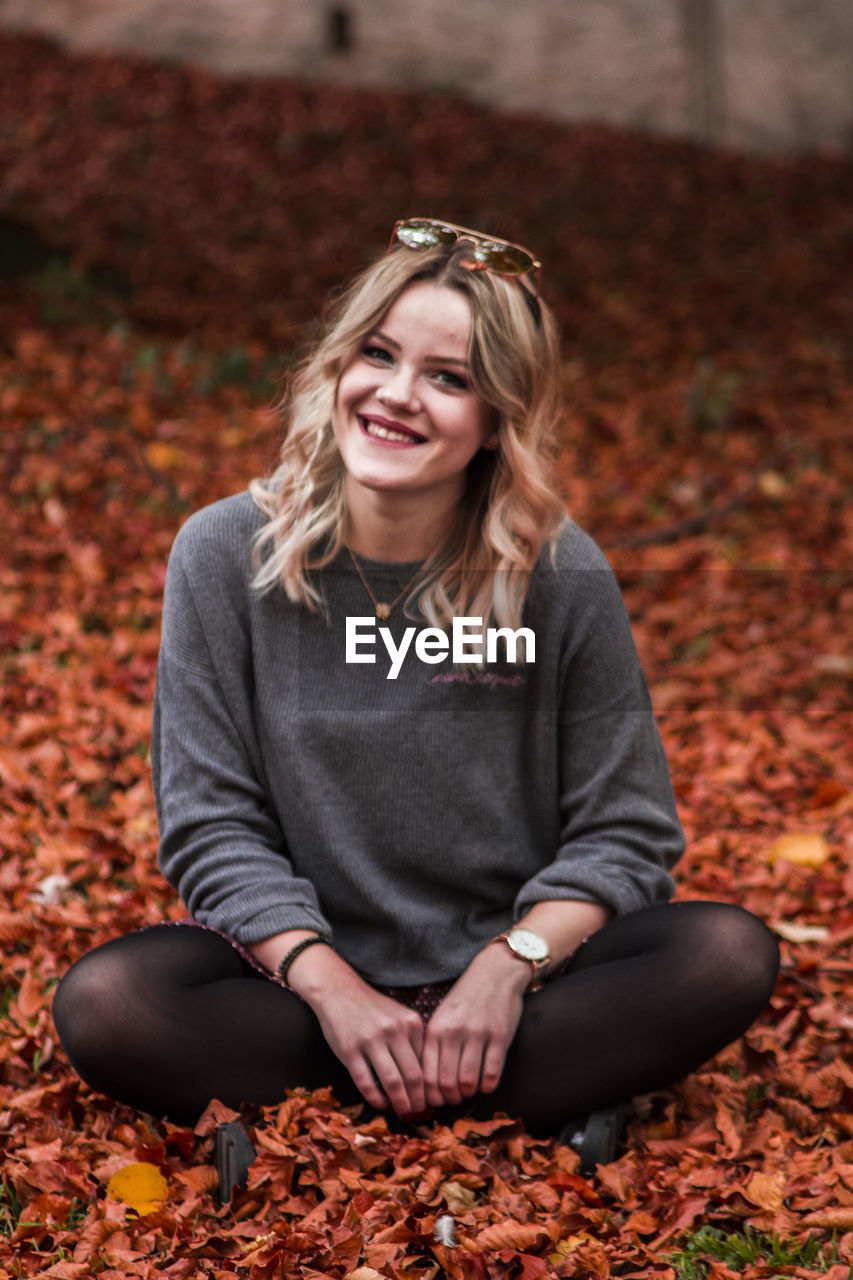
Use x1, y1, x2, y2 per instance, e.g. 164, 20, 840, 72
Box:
422, 943, 529, 1108
310, 978, 428, 1117
263, 937, 427, 1117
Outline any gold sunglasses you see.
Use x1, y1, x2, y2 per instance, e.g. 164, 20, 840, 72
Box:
389, 218, 541, 292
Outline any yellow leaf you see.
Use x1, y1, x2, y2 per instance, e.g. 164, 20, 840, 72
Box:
106, 1161, 169, 1214
767, 832, 829, 867
757, 470, 788, 498
550, 1234, 593, 1263
144, 440, 185, 469
772, 921, 830, 944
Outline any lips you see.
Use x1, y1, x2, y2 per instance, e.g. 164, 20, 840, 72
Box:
358, 414, 427, 445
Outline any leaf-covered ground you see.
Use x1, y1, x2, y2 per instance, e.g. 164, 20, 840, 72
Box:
1, 30, 852, 1280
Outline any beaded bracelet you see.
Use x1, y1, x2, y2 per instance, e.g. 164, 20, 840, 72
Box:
276, 935, 333, 984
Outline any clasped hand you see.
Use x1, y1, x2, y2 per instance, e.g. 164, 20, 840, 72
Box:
312, 949, 528, 1117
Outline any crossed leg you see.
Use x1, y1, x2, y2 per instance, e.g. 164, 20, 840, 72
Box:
52, 900, 779, 1130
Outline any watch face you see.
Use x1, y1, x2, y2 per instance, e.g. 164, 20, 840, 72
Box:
508, 928, 549, 962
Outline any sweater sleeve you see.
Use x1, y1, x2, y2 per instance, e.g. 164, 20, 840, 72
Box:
152, 508, 333, 943
514, 534, 684, 918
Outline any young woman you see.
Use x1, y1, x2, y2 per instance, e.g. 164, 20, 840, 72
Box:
53, 219, 779, 1166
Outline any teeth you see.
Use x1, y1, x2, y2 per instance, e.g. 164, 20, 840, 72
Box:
364, 420, 420, 443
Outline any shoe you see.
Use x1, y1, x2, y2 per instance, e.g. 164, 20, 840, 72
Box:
558, 1103, 627, 1174
215, 1119, 257, 1205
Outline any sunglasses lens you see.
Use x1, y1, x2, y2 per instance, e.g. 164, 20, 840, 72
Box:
476, 245, 534, 275
395, 220, 458, 250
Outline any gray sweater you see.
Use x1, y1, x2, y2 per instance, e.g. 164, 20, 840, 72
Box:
152, 491, 684, 985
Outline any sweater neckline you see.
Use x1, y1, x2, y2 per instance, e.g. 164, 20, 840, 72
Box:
336, 547, 427, 574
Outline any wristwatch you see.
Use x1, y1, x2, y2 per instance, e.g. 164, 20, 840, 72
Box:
493, 927, 551, 991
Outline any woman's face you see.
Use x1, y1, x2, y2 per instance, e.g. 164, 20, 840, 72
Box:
332, 281, 497, 517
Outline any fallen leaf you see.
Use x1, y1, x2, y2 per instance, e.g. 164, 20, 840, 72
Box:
801, 1207, 853, 1229
442, 1180, 479, 1213
772, 921, 831, 943
767, 832, 830, 867
744, 1170, 786, 1213
474, 1222, 550, 1250
106, 1162, 169, 1214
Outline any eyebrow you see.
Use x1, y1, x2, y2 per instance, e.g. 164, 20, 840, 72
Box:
371, 330, 470, 368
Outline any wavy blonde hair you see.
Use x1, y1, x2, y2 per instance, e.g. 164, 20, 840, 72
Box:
250, 239, 567, 630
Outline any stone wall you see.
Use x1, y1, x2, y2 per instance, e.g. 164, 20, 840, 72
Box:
2, 0, 852, 154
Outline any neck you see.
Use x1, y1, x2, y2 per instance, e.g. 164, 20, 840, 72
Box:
344, 487, 461, 562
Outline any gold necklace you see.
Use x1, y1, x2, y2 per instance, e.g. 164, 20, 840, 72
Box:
347, 547, 422, 620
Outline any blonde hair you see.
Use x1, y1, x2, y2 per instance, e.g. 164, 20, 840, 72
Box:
249, 240, 567, 630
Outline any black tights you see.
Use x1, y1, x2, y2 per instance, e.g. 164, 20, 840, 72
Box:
52, 901, 779, 1132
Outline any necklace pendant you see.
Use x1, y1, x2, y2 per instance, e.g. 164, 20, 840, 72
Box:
375, 603, 391, 620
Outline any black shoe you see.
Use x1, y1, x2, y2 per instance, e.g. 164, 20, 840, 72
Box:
558, 1104, 627, 1174
215, 1119, 257, 1205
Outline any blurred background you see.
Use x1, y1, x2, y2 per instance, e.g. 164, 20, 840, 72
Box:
2, 0, 851, 571
2, 0, 853, 153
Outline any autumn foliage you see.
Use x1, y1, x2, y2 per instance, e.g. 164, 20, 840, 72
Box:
1, 30, 852, 1280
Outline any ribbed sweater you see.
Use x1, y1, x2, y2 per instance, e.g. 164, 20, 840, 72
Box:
152, 491, 684, 985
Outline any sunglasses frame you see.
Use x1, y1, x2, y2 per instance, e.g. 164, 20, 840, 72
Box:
389, 218, 542, 293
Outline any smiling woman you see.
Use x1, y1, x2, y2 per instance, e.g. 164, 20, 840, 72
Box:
52, 219, 779, 1183
248, 230, 565, 631
332, 281, 499, 544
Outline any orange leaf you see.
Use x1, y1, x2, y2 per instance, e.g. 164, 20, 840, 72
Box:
625, 1211, 660, 1233
801, 1207, 853, 1229
474, 1222, 549, 1250
744, 1170, 786, 1213
16, 968, 44, 1020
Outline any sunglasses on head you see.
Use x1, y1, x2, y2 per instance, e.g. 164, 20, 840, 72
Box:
389, 218, 541, 293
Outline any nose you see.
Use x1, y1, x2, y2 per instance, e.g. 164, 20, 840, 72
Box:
376, 365, 420, 411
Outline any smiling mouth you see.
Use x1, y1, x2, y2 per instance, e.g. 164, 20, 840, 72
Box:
359, 416, 427, 445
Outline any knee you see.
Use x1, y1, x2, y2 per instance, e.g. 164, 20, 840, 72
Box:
52, 946, 137, 1079
679, 901, 780, 1013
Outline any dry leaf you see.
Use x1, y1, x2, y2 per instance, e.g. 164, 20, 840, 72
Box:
767, 832, 830, 867
106, 1162, 169, 1214
772, 921, 831, 943
801, 1207, 853, 1229
474, 1222, 548, 1250
744, 1170, 786, 1213
442, 1180, 479, 1213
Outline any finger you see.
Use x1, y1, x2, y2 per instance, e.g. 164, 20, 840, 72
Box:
479, 1036, 509, 1094
406, 1013, 425, 1060
457, 1037, 487, 1099
368, 1043, 423, 1118
389, 1037, 428, 1117
432, 1033, 465, 1106
421, 1034, 444, 1108
346, 1054, 390, 1112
